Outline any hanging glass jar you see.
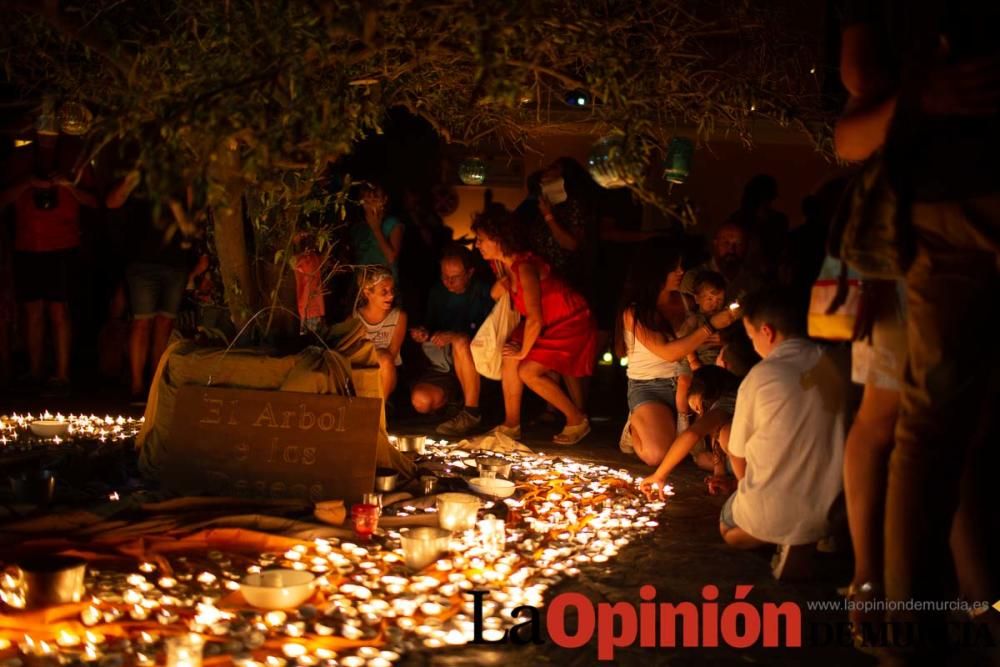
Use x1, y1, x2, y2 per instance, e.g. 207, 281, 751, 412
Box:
458, 158, 487, 185
662, 137, 694, 185
58, 102, 94, 136
587, 133, 643, 189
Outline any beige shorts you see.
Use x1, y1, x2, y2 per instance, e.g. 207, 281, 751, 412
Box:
851, 282, 907, 392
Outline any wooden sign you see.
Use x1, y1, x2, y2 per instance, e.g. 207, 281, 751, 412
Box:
161, 386, 382, 504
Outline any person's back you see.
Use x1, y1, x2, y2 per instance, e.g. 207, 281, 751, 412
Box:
729, 337, 845, 545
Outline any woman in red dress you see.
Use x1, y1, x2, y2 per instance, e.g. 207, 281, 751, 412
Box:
473, 204, 596, 445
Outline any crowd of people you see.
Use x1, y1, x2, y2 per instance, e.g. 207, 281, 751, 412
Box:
1, 1, 997, 649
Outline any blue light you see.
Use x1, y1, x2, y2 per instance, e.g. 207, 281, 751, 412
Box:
576, 96, 587, 106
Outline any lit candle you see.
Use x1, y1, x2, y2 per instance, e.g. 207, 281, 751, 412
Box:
164, 633, 204, 667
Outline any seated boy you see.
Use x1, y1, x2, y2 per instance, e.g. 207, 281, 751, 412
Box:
409, 244, 494, 436
719, 289, 846, 579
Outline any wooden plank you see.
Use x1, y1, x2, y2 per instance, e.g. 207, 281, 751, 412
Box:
161, 386, 381, 504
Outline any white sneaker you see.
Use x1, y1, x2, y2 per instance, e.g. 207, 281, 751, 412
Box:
619, 418, 634, 454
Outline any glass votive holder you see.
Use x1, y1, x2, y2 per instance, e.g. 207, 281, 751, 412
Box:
420, 475, 439, 495
351, 504, 379, 541
165, 633, 204, 667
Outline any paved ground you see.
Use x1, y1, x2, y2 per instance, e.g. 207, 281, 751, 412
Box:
390, 416, 876, 667
5, 372, 992, 666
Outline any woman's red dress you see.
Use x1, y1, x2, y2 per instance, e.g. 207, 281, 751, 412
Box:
508, 255, 597, 377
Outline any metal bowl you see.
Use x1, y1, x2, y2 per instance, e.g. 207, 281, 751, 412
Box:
476, 457, 512, 479
374, 468, 399, 492
395, 434, 427, 454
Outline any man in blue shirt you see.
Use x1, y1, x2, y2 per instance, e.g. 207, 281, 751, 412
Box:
409, 244, 494, 436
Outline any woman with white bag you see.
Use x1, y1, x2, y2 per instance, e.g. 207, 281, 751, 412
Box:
472, 204, 597, 445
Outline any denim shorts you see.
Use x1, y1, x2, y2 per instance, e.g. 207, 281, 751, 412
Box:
720, 492, 737, 531
126, 262, 188, 319
627, 377, 678, 412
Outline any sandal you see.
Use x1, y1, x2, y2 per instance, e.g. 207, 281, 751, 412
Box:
553, 417, 590, 445
845, 581, 883, 654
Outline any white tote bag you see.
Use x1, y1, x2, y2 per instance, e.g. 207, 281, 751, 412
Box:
470, 295, 521, 380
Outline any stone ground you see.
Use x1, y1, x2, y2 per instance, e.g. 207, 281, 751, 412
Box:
5, 371, 994, 666
395, 416, 876, 667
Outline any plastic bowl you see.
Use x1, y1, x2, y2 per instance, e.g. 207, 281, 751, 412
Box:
468, 477, 516, 499
29, 420, 70, 438
240, 569, 315, 610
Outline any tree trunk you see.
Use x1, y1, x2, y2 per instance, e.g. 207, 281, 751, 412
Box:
210, 143, 256, 331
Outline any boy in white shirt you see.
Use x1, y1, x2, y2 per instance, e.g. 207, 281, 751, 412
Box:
720, 289, 846, 579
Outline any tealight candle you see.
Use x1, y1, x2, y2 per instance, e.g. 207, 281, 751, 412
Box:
164, 633, 204, 667
281, 643, 307, 659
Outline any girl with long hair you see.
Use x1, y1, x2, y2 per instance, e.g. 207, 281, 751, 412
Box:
619, 240, 738, 466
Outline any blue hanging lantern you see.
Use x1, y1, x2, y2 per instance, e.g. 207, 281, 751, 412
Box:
587, 133, 643, 189
663, 137, 694, 184
458, 158, 487, 185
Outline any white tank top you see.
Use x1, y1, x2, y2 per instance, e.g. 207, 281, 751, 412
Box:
356, 308, 402, 365
623, 325, 688, 381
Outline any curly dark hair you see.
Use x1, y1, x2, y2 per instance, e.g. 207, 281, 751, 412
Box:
471, 203, 528, 257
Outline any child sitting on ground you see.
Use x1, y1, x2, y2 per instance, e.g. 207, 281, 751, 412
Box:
639, 365, 740, 498
354, 265, 407, 400
674, 272, 727, 431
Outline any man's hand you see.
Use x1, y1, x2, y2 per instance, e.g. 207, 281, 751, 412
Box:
409, 327, 430, 343
502, 342, 524, 359
640, 474, 668, 501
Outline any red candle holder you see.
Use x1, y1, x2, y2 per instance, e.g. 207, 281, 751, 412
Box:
351, 503, 379, 540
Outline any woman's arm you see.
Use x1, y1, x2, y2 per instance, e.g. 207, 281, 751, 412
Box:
490, 265, 511, 300
513, 261, 543, 356
834, 24, 897, 161
387, 310, 408, 359
372, 220, 404, 265
624, 308, 713, 363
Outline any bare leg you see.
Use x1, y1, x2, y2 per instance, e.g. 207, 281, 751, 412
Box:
376, 351, 397, 398
151, 315, 175, 372
564, 375, 585, 411
451, 336, 480, 408
23, 300, 45, 379
47, 301, 71, 381
411, 383, 447, 414
629, 402, 676, 467
720, 523, 769, 550
844, 384, 898, 588
129, 317, 153, 395
500, 355, 524, 428
518, 360, 584, 426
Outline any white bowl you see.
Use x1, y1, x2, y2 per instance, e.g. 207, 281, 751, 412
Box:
468, 477, 516, 499
240, 569, 315, 610
29, 420, 70, 438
